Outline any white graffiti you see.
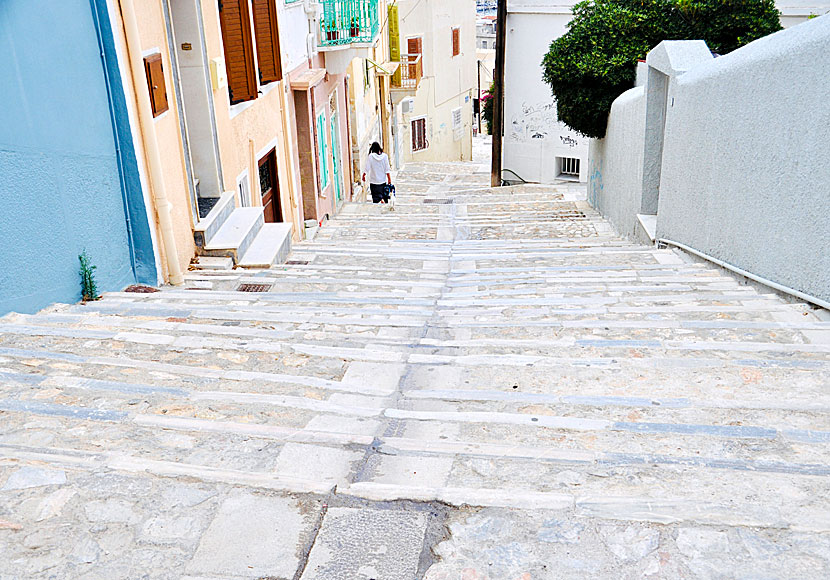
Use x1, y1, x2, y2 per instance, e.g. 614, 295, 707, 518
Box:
509, 101, 558, 142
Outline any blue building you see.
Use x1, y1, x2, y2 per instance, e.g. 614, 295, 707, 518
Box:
0, 0, 157, 316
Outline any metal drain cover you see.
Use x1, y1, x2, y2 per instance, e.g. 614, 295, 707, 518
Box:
285, 260, 310, 265
237, 283, 272, 293
423, 198, 455, 205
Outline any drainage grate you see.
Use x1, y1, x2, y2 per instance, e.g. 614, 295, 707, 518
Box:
285, 260, 310, 265
423, 198, 455, 205
236, 283, 272, 293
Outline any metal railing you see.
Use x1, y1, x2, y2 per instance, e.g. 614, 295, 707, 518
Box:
318, 0, 379, 47
392, 53, 422, 89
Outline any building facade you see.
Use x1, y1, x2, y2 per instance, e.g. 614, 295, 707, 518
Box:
502, 0, 587, 184
390, 0, 476, 165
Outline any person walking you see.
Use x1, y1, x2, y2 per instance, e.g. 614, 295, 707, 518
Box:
362, 142, 392, 204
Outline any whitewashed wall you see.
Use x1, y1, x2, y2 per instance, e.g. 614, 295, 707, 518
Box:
503, 2, 587, 183
589, 16, 830, 304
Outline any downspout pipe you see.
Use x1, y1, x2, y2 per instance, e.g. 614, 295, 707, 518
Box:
118, 0, 184, 285
658, 238, 830, 311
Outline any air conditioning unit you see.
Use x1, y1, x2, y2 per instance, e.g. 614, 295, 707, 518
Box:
401, 98, 415, 115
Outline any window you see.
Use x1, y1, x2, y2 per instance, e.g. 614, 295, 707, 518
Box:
407, 36, 422, 80
557, 157, 580, 178
316, 112, 329, 189
252, 0, 282, 83
407, 36, 422, 57
143, 53, 168, 117
452, 27, 460, 57
411, 117, 427, 151
218, 0, 257, 104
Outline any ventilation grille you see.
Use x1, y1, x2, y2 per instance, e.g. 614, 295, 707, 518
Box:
285, 260, 310, 265
236, 283, 272, 293
423, 198, 455, 205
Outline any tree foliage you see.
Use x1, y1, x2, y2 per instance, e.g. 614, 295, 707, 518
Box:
542, 0, 782, 138
481, 82, 495, 135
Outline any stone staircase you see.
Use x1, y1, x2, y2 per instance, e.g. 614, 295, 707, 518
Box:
1, 159, 829, 578
193, 190, 292, 268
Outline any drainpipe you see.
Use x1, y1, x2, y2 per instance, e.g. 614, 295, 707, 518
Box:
118, 0, 184, 285
304, 0, 319, 66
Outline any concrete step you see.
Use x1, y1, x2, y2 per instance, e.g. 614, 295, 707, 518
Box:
202, 207, 263, 263
238, 223, 293, 268
193, 191, 236, 249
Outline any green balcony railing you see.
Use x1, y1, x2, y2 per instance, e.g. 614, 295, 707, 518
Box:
318, 0, 379, 47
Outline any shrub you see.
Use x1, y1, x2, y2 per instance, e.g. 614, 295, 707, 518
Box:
79, 250, 99, 302
542, 0, 782, 138
481, 81, 495, 135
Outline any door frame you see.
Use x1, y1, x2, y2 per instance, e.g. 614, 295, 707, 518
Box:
257, 147, 282, 222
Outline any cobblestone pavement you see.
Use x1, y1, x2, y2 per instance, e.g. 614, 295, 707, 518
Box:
2, 149, 830, 578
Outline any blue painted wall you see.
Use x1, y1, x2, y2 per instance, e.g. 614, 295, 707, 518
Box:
0, 0, 156, 316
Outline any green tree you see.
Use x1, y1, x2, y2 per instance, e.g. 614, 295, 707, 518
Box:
542, 0, 782, 139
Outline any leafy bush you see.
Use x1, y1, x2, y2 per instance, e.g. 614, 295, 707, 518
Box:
542, 0, 782, 138
481, 82, 495, 135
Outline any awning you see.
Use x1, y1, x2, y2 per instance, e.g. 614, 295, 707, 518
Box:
289, 68, 327, 90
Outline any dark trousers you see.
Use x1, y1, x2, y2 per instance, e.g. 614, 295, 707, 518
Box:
370, 183, 388, 203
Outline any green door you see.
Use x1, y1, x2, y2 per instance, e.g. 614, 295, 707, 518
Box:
330, 111, 342, 203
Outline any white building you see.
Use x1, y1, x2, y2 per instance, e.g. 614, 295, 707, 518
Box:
500, 0, 825, 186
477, 15, 497, 49
391, 0, 477, 164
502, 0, 586, 183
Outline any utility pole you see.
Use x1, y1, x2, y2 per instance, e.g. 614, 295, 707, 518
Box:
490, 0, 507, 187
477, 60, 481, 134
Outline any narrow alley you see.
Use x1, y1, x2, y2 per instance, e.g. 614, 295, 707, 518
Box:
1, 150, 829, 578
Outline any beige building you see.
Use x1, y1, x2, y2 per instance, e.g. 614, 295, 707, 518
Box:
105, 0, 394, 278
107, 0, 302, 280
389, 0, 477, 165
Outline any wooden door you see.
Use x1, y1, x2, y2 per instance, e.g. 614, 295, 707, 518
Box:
258, 149, 282, 223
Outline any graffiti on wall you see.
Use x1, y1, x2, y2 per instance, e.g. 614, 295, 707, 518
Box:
588, 158, 604, 208
509, 101, 558, 142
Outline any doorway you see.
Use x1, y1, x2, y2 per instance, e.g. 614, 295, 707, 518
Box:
258, 148, 282, 222
165, 0, 224, 222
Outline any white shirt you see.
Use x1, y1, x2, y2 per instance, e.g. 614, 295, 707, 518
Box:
366, 152, 391, 185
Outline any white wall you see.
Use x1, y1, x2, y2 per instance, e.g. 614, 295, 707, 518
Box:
587, 86, 645, 239
503, 3, 587, 183
589, 16, 830, 304
396, 0, 476, 163
279, 1, 310, 74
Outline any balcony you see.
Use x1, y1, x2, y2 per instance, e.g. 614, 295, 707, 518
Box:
318, 0, 379, 48
391, 53, 422, 91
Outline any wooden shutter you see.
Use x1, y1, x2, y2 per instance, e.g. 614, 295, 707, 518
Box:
411, 118, 426, 151
143, 54, 168, 117
252, 0, 282, 83
219, 0, 257, 104
407, 36, 422, 56
407, 37, 422, 79
452, 28, 460, 57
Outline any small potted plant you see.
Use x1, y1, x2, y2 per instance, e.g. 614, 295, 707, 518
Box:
350, 16, 360, 38
326, 18, 337, 41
